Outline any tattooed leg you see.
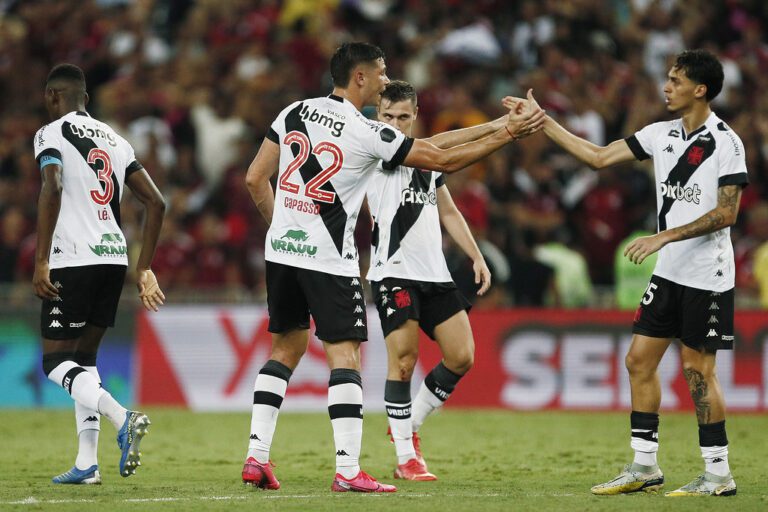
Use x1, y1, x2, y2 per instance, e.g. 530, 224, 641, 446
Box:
681, 346, 725, 424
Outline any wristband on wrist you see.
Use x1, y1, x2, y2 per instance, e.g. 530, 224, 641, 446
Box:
505, 125, 517, 140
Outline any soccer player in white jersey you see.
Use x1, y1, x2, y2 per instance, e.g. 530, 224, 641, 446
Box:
367, 80, 518, 481
242, 42, 544, 492
522, 49, 746, 497
33, 64, 166, 484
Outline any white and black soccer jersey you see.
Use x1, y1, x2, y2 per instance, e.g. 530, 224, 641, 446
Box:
625, 112, 749, 292
366, 164, 453, 283
33, 111, 143, 269
265, 94, 413, 277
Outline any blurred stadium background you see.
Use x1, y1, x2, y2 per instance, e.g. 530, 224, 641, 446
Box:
1, 0, 767, 419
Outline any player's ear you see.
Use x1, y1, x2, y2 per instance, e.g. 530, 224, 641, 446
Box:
353, 66, 366, 87
694, 84, 707, 100
84, 91, 90, 106
413, 105, 419, 120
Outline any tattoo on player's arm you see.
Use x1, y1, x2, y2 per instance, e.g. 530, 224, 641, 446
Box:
674, 210, 725, 241
717, 185, 740, 216
683, 368, 711, 424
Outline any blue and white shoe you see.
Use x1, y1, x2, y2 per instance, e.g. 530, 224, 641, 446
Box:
52, 465, 101, 484
117, 411, 150, 477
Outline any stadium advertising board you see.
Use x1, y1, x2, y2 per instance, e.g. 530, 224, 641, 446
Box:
137, 307, 768, 411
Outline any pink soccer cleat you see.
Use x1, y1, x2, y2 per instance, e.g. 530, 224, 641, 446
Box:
394, 458, 437, 481
242, 457, 280, 490
331, 470, 397, 493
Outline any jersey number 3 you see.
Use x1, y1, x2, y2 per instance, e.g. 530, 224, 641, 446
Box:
279, 131, 343, 203
88, 148, 114, 205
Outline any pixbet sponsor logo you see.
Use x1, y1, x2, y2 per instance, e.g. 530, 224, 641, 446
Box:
270, 230, 318, 257
400, 188, 436, 206
660, 181, 701, 204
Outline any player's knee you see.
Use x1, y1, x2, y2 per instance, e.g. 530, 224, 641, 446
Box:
625, 352, 652, 377
270, 345, 306, 369
445, 349, 474, 375
395, 351, 418, 380
681, 359, 714, 381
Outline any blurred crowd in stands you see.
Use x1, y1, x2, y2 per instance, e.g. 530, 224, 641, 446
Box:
1, 0, 767, 308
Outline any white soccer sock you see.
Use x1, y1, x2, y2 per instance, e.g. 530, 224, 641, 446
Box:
74, 366, 100, 470
699, 420, 730, 477
411, 362, 462, 432
329, 369, 363, 479
702, 445, 730, 477
247, 361, 292, 463
630, 411, 659, 468
384, 380, 415, 465
411, 382, 444, 433
47, 359, 125, 430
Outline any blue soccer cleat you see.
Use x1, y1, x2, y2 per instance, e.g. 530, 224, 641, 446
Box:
52, 465, 101, 484
117, 411, 151, 477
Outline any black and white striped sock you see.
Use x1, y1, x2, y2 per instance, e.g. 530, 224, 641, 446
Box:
385, 379, 415, 465
329, 368, 363, 479
247, 360, 292, 463
630, 411, 659, 468
412, 362, 462, 432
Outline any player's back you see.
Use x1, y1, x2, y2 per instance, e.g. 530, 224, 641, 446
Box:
265, 95, 412, 277
34, 111, 141, 269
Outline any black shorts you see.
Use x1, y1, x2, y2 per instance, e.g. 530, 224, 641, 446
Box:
632, 274, 734, 351
41, 264, 127, 340
266, 261, 367, 342
371, 278, 471, 340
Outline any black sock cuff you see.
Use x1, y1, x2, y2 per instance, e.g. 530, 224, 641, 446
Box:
384, 380, 411, 404
42, 352, 74, 376
699, 420, 728, 447
72, 351, 97, 367
329, 368, 362, 387
630, 411, 659, 431
432, 362, 462, 392
260, 359, 293, 382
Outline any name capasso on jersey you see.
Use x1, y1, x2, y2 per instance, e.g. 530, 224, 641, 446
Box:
626, 112, 749, 291
366, 164, 452, 283
34, 111, 144, 269
265, 95, 413, 277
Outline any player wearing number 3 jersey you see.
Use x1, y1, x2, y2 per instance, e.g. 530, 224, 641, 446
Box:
32, 64, 166, 484
242, 42, 545, 492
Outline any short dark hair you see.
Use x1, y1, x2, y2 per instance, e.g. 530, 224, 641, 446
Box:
673, 50, 723, 101
47, 63, 86, 88
380, 80, 417, 106
330, 42, 385, 87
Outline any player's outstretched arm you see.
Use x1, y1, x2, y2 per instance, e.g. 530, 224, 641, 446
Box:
126, 169, 166, 311
402, 95, 544, 173
245, 138, 280, 224
33, 164, 63, 300
502, 92, 635, 170
424, 115, 506, 150
436, 186, 491, 295
624, 185, 743, 264
424, 91, 541, 149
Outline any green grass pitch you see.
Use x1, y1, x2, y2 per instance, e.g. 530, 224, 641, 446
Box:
0, 409, 766, 511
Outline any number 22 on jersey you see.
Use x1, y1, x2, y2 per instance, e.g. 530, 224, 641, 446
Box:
278, 131, 343, 203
